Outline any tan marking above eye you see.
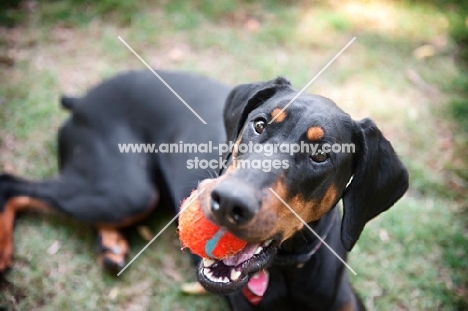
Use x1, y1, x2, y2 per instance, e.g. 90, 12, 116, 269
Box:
271, 108, 287, 123
307, 126, 324, 141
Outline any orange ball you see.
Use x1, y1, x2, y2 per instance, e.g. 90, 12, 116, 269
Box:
178, 190, 247, 259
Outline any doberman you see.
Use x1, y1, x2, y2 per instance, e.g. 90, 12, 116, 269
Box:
0, 70, 408, 310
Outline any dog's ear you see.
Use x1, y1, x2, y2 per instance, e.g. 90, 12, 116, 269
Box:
341, 118, 409, 251
223, 77, 292, 142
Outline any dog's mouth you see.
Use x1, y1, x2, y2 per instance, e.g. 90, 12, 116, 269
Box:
197, 238, 279, 294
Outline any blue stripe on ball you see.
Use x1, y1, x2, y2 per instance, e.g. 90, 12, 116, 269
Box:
205, 227, 226, 258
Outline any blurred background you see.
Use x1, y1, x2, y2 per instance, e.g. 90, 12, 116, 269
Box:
0, 0, 467, 310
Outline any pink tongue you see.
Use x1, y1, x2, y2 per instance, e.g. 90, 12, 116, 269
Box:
247, 270, 269, 296
222, 243, 259, 266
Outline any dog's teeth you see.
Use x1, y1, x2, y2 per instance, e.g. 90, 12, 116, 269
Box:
204, 270, 223, 283
210, 275, 222, 282
203, 258, 216, 267
255, 247, 263, 255
230, 270, 241, 281
263, 240, 273, 247
221, 277, 229, 283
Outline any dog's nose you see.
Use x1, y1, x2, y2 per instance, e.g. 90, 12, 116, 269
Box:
210, 181, 259, 226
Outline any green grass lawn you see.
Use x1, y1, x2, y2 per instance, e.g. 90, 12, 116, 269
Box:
0, 0, 467, 310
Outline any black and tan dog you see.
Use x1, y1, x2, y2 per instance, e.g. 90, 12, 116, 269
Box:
0, 70, 408, 310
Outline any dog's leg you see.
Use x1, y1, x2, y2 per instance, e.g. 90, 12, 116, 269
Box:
93, 194, 158, 273
0, 196, 53, 270
0, 197, 52, 270
0, 172, 159, 272
95, 227, 130, 273
0, 175, 58, 271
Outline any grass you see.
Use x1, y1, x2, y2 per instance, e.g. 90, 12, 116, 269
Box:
0, 0, 467, 310
350, 195, 467, 309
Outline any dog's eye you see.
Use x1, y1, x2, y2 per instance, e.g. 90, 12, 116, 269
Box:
310, 150, 329, 163
253, 118, 266, 134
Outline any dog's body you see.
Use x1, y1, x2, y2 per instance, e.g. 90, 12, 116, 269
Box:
0, 70, 408, 310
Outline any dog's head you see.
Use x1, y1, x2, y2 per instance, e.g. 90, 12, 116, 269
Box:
196, 77, 409, 293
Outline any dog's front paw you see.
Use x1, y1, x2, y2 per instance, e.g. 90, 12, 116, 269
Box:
99, 252, 127, 274
95, 228, 129, 274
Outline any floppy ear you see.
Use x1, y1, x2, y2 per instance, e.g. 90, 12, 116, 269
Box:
341, 118, 409, 251
223, 77, 292, 143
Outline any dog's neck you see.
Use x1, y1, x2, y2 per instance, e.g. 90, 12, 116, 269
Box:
273, 207, 337, 266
